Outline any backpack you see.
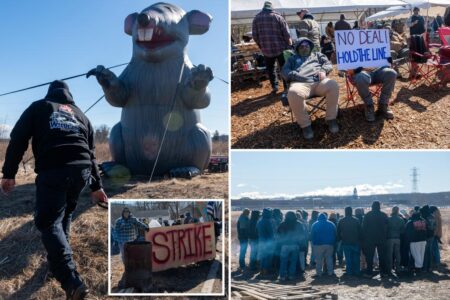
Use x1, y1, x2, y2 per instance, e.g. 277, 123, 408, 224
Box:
410, 34, 428, 63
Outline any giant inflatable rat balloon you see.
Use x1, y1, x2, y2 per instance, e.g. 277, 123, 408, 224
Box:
88, 2, 213, 176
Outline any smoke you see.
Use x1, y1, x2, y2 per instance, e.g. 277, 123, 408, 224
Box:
301, 183, 404, 197
234, 182, 404, 199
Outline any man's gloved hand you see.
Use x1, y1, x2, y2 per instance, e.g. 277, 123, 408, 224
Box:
1, 178, 15, 195
91, 188, 108, 206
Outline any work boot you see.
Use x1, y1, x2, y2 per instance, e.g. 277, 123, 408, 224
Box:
377, 103, 394, 119
326, 119, 339, 134
280, 92, 289, 106
301, 126, 314, 140
66, 283, 89, 300
271, 84, 279, 94
364, 104, 376, 122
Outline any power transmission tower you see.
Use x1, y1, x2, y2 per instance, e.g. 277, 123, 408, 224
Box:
411, 167, 419, 193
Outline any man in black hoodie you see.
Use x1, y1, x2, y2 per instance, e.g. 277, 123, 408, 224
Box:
362, 201, 388, 277
1, 80, 108, 300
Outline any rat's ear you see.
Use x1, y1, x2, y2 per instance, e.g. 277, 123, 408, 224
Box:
187, 10, 212, 35
124, 13, 138, 36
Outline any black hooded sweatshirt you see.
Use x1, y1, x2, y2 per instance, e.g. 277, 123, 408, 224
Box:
337, 207, 362, 245
362, 202, 388, 244
2, 80, 102, 191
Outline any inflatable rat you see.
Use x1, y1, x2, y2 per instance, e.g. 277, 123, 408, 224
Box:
88, 2, 213, 176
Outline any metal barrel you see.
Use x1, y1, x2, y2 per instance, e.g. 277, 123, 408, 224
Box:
123, 241, 153, 291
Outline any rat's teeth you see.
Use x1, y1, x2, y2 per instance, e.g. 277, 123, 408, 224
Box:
138, 29, 145, 41
144, 28, 154, 41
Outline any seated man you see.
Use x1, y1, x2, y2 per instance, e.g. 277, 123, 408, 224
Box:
352, 65, 397, 122
281, 38, 339, 139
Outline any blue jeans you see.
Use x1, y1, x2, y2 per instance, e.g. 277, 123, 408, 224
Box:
239, 240, 248, 269
342, 244, 361, 275
34, 167, 90, 292
432, 237, 441, 265
280, 245, 299, 279
249, 239, 258, 269
423, 237, 433, 270
298, 250, 306, 272
259, 240, 274, 272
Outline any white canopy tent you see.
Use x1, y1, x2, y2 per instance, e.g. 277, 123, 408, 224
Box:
366, 0, 450, 21
231, 0, 411, 24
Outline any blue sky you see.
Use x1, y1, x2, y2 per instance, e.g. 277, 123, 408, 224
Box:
231, 151, 450, 199
0, 0, 229, 136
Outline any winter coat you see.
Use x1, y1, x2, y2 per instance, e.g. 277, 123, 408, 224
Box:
278, 212, 308, 250
311, 213, 336, 246
281, 38, 333, 84
434, 209, 442, 238
337, 216, 361, 245
362, 206, 388, 243
405, 213, 428, 243
387, 214, 405, 239
257, 208, 275, 241
237, 213, 250, 241
296, 16, 321, 50
248, 211, 260, 240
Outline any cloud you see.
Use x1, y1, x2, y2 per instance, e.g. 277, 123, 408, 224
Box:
233, 182, 404, 199
300, 183, 404, 197
236, 183, 247, 188
0, 124, 12, 139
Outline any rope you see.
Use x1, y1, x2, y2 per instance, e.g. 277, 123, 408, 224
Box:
0, 63, 130, 97
0, 63, 227, 98
148, 62, 185, 183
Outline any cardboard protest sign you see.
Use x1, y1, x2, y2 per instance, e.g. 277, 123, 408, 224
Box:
335, 29, 391, 70
146, 222, 216, 272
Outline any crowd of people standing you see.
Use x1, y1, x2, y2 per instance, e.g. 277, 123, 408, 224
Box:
237, 202, 443, 281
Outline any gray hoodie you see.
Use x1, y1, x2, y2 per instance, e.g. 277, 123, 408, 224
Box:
281, 38, 333, 83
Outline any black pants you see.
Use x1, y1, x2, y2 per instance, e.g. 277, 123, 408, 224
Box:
264, 53, 288, 91
34, 166, 90, 292
364, 240, 387, 274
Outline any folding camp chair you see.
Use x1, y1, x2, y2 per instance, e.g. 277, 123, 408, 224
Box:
408, 34, 441, 88
283, 95, 328, 124
438, 27, 450, 46
344, 71, 382, 108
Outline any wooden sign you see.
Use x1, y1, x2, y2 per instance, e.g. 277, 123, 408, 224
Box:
145, 222, 216, 272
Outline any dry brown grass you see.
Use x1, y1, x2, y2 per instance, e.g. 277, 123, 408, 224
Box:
231, 67, 450, 149
0, 177, 229, 299
212, 140, 229, 156
0, 158, 228, 299
0, 140, 227, 169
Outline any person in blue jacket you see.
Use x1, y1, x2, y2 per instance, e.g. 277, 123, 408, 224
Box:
257, 208, 275, 276
311, 213, 337, 277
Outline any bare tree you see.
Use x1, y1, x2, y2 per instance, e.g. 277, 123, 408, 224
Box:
95, 125, 110, 144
